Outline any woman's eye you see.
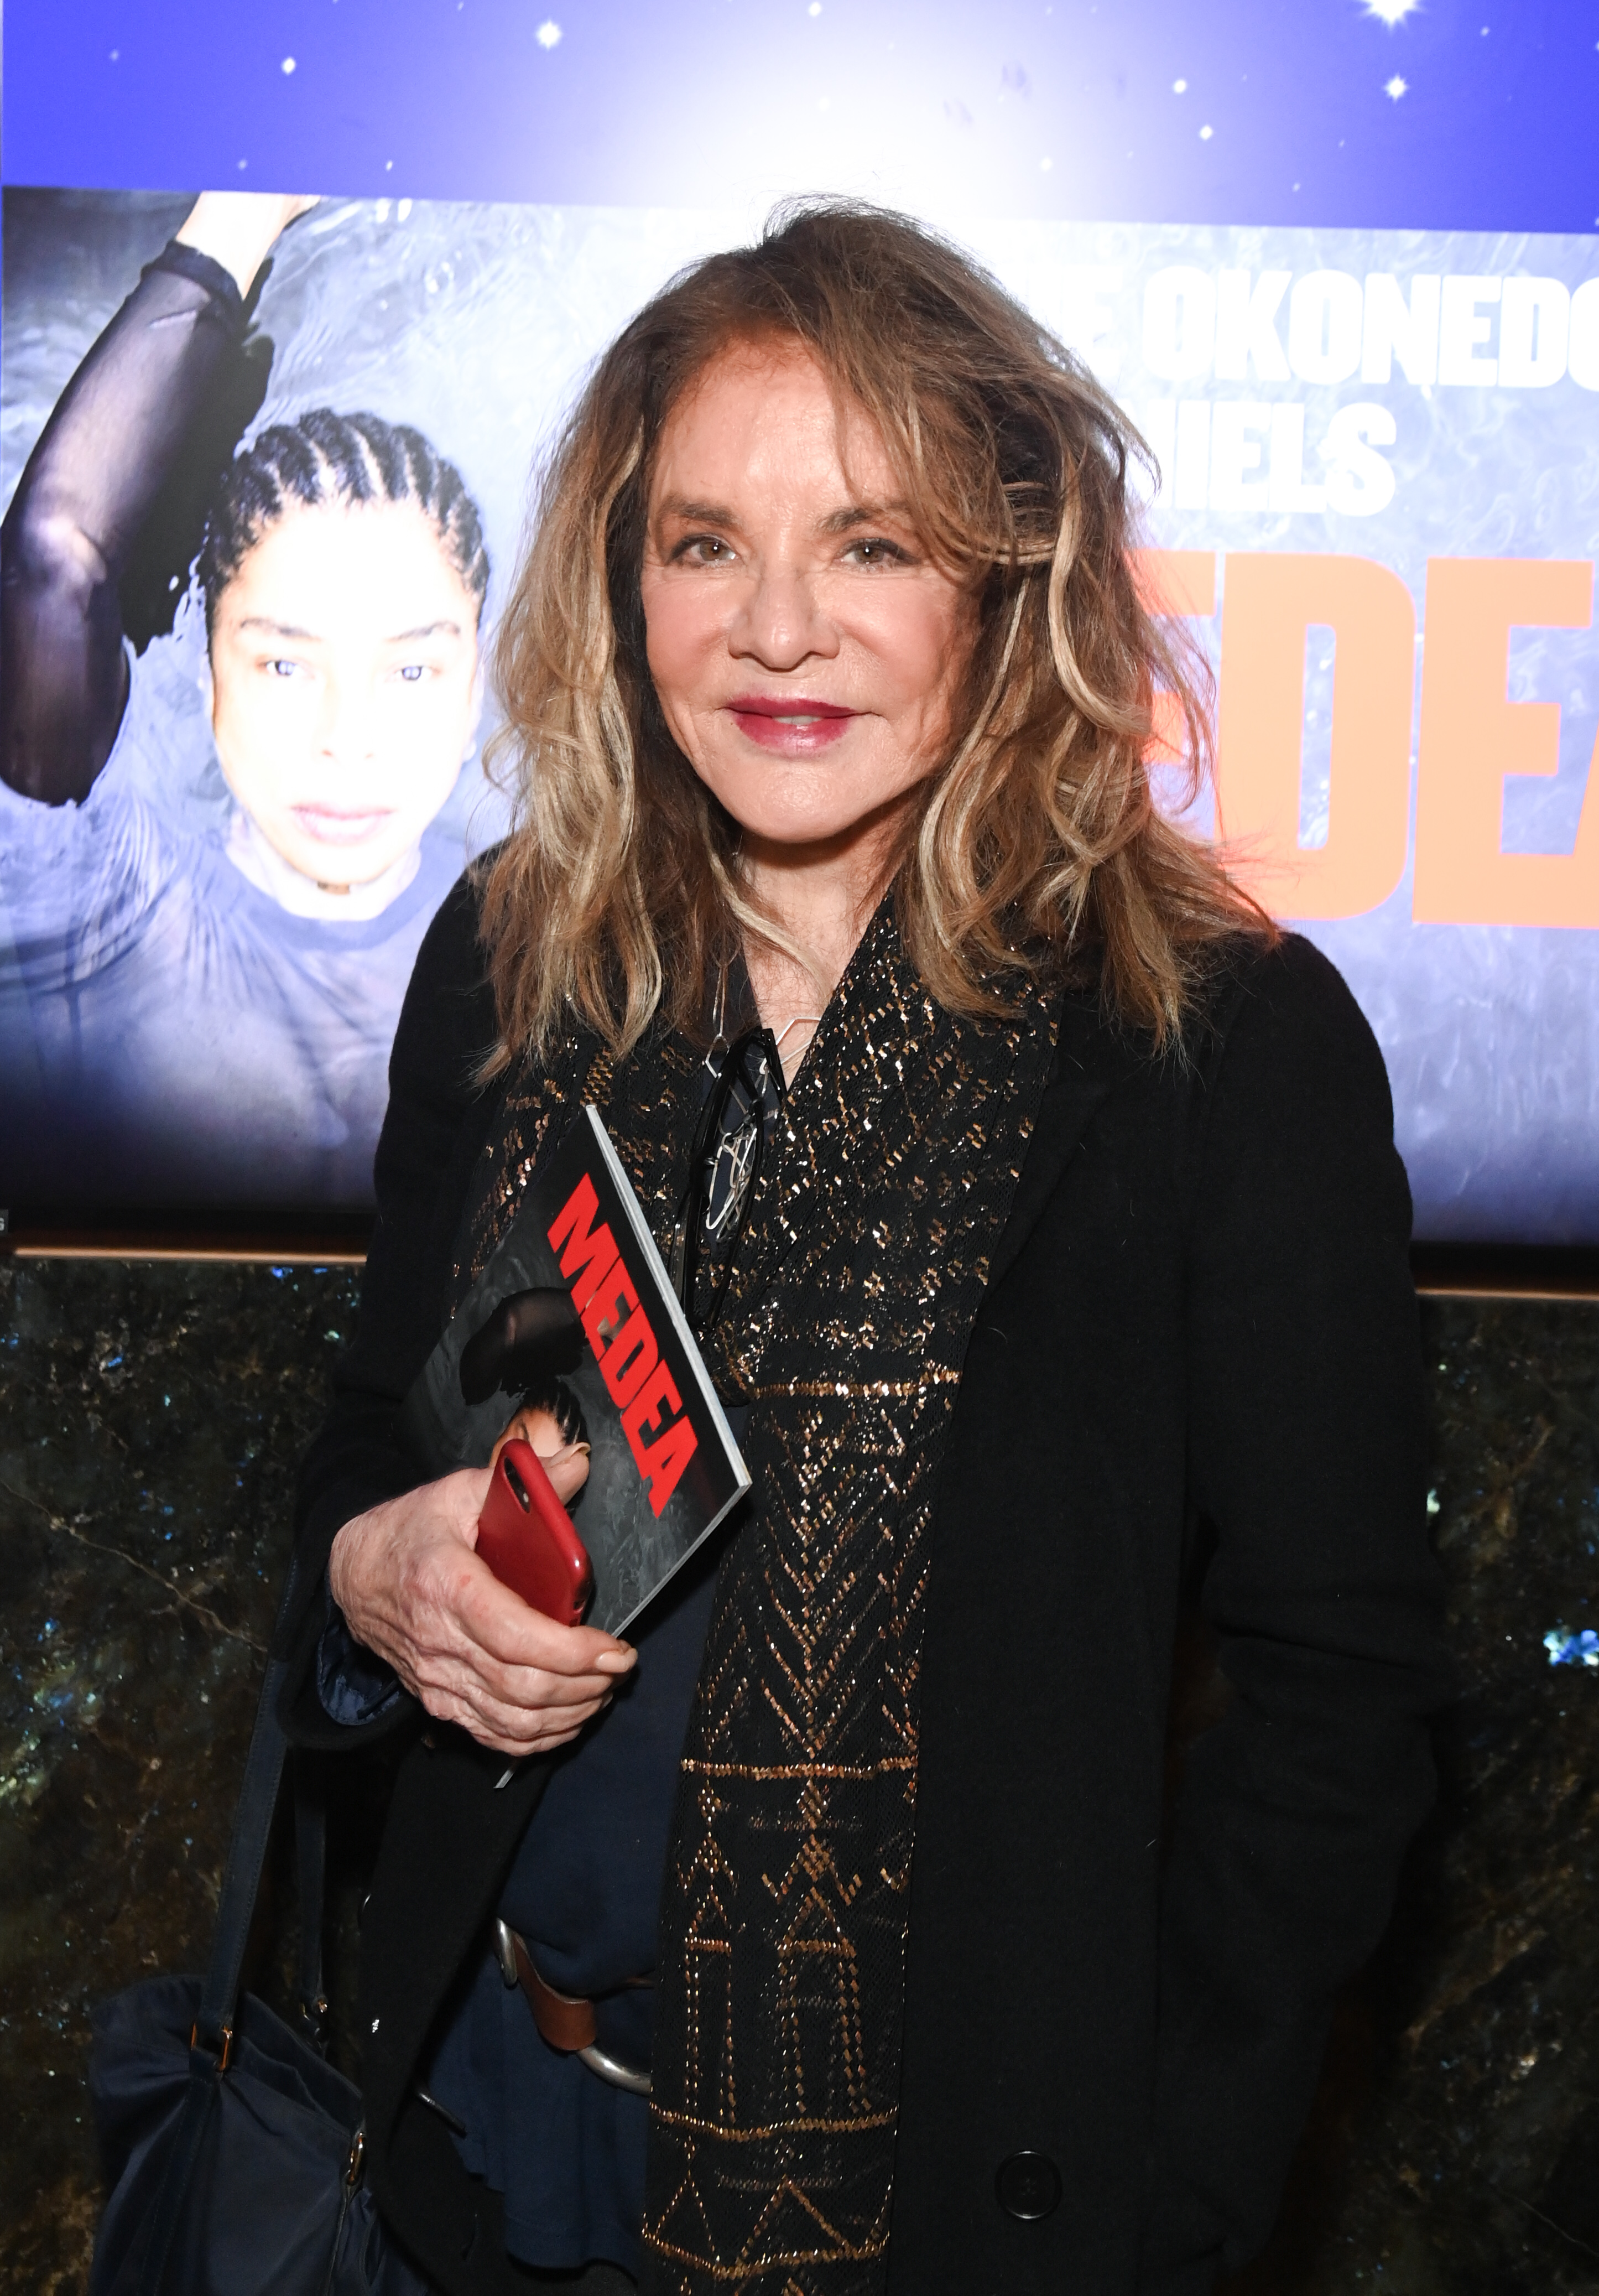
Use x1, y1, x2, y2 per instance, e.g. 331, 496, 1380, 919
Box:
846, 537, 907, 567
679, 535, 733, 565
265, 658, 301, 678
398, 663, 425, 683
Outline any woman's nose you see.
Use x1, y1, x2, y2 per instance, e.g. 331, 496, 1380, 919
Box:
317, 674, 379, 763
729, 565, 837, 668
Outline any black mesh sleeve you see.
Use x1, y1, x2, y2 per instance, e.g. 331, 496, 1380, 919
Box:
1, 242, 252, 804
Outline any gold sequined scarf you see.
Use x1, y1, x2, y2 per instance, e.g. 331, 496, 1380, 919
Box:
462, 901, 1058, 2295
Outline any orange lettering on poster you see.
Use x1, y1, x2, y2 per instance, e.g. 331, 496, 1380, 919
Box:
1216, 552, 1415, 920
1132, 548, 1217, 764
1413, 557, 1599, 927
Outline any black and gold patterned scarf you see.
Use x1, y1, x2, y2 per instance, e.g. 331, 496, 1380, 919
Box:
463, 899, 1057, 2295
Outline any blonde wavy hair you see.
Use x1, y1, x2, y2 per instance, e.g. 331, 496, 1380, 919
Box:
480, 199, 1267, 1064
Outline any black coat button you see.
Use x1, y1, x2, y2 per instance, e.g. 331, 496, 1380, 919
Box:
996, 2150, 1061, 2221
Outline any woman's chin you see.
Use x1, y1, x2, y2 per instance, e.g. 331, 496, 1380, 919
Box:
279, 832, 408, 888
727, 792, 925, 861
696, 751, 934, 855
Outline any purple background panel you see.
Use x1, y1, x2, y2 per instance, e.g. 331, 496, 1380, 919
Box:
6, 0, 1599, 233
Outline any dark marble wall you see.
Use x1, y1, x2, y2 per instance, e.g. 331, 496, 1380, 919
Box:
2, 1257, 1596, 2292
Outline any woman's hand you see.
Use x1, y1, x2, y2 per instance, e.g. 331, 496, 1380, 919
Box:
327, 1465, 636, 1759
175, 192, 321, 299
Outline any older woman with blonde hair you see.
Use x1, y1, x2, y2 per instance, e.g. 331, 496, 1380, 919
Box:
282, 202, 1444, 2296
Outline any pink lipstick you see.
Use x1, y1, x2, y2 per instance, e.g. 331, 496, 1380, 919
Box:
725, 695, 858, 754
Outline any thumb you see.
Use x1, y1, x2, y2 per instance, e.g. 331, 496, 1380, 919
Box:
542, 1442, 591, 1506
446, 1463, 496, 1546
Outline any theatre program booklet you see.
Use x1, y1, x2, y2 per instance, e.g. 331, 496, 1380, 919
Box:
403, 1106, 751, 1634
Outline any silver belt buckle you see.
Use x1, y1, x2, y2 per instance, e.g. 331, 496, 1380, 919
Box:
577, 2040, 652, 2097
493, 1919, 652, 2096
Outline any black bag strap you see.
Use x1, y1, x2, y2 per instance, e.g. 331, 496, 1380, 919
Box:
137, 1555, 322, 2294
294, 1754, 330, 2043
195, 1650, 295, 2048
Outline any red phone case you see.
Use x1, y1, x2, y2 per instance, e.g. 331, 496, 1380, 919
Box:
475, 1438, 593, 1625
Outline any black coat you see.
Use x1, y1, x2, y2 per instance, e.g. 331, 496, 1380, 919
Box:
280, 877, 1446, 2296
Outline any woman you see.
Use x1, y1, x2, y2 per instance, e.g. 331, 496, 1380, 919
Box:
280, 202, 1444, 2295
0, 192, 489, 1208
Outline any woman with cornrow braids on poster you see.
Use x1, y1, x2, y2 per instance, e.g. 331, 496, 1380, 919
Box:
0, 192, 491, 1210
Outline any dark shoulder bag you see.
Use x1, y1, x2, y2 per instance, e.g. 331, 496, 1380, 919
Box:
87, 1563, 431, 2296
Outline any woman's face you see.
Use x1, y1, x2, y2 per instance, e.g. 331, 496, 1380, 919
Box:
208, 500, 480, 887
640, 341, 973, 861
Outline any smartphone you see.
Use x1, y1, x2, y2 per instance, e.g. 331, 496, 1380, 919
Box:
475, 1439, 593, 1626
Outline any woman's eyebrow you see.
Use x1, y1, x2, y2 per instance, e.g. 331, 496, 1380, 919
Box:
820, 500, 914, 534
653, 497, 913, 534
236, 615, 317, 640
654, 495, 741, 528
232, 616, 464, 643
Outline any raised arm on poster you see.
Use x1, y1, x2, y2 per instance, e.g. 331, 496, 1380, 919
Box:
3, 195, 317, 806
0, 193, 493, 1209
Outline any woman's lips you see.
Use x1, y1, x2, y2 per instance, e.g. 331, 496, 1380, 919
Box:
289, 804, 397, 846
725, 695, 858, 754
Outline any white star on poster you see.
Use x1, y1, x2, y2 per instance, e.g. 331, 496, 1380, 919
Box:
1364, 0, 1421, 24
1384, 73, 1409, 98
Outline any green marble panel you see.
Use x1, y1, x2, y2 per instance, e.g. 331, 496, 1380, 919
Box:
1, 1261, 1596, 2292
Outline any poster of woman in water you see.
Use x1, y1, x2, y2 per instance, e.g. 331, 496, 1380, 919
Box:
0, 189, 732, 1215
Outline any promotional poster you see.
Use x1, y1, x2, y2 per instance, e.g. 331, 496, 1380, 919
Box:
3, 185, 1597, 1239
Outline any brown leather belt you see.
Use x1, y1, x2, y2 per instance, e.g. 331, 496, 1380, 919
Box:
492, 1919, 652, 2096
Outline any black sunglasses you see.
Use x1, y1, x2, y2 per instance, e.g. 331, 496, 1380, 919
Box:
669, 1025, 784, 1340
